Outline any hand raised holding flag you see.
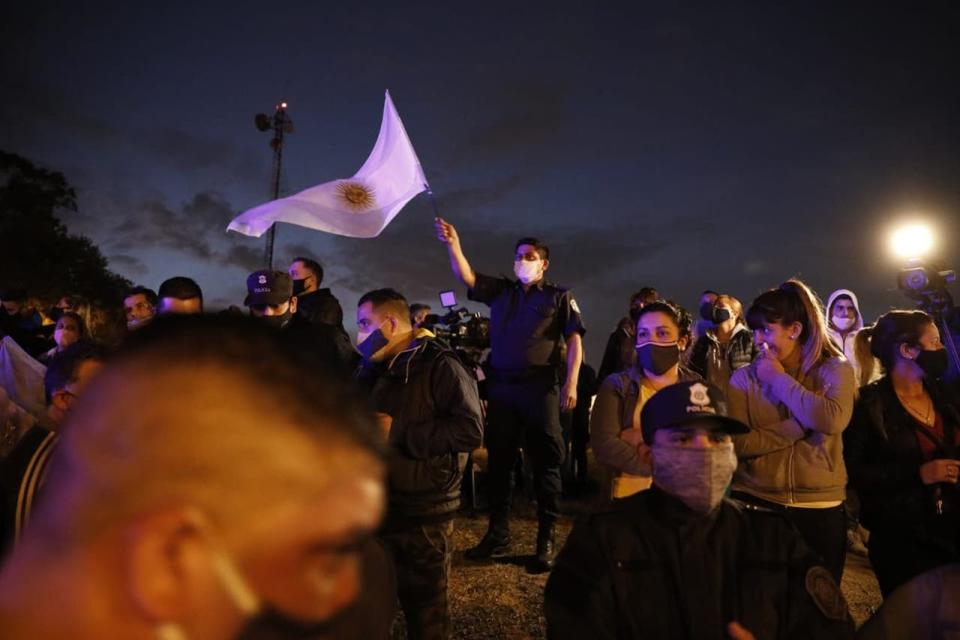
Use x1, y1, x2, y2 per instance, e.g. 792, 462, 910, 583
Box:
435, 217, 476, 289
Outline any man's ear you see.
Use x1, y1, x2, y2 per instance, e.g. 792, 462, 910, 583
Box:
125, 506, 210, 624
289, 296, 298, 314
541, 258, 550, 272
639, 443, 653, 468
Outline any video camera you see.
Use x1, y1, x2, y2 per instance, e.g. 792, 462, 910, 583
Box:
897, 260, 960, 384
421, 290, 490, 363
897, 261, 957, 317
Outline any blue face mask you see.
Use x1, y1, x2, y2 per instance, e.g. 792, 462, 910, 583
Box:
357, 327, 390, 362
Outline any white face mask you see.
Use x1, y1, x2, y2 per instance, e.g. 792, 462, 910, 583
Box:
832, 315, 856, 331
651, 441, 737, 513
514, 259, 543, 285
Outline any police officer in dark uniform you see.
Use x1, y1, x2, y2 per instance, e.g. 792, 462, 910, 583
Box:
435, 217, 585, 573
544, 381, 855, 639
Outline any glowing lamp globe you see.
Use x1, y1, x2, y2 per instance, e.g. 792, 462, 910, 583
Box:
890, 224, 934, 260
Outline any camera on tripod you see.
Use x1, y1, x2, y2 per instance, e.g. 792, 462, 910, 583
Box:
897, 261, 957, 315
890, 222, 960, 383
421, 290, 490, 364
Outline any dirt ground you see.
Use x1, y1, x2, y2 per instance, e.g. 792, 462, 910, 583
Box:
394, 498, 883, 639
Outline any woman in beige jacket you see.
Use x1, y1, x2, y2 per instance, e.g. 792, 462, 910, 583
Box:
728, 279, 855, 582
591, 301, 701, 498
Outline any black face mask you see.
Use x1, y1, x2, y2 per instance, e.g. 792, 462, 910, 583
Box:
358, 329, 389, 362
258, 311, 293, 329
292, 278, 308, 297
234, 604, 346, 640
699, 303, 731, 324
916, 348, 949, 379
636, 342, 680, 376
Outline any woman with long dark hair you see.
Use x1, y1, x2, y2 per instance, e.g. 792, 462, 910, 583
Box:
844, 309, 960, 596
727, 279, 855, 582
591, 301, 701, 498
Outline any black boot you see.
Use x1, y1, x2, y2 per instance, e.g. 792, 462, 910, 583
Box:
529, 521, 556, 573
465, 530, 511, 560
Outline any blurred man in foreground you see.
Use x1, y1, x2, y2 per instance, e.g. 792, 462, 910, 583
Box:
0, 316, 386, 640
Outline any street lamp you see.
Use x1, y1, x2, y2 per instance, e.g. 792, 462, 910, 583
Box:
890, 223, 934, 260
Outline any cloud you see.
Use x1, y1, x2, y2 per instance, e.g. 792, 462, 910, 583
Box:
434, 174, 531, 214
448, 80, 571, 165
94, 190, 265, 272
108, 254, 149, 278
0, 79, 265, 182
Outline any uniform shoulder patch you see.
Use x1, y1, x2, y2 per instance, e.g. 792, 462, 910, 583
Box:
569, 298, 581, 314
805, 566, 848, 621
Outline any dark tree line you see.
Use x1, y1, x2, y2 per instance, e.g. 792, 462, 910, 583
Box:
0, 151, 130, 308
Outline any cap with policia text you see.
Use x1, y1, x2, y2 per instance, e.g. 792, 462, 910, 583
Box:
244, 270, 293, 307
640, 380, 750, 444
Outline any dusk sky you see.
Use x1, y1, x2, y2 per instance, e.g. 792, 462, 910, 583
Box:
3, 3, 958, 359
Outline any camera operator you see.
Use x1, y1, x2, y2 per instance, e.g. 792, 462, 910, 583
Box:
435, 217, 585, 573
355, 288, 483, 639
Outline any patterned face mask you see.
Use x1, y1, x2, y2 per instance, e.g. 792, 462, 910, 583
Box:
651, 441, 737, 513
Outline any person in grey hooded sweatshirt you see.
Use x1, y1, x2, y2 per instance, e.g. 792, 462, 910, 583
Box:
825, 288, 880, 386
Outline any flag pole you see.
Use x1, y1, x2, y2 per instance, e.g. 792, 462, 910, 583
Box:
424, 182, 442, 220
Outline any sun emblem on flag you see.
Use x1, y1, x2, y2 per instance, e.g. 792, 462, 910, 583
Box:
335, 181, 376, 212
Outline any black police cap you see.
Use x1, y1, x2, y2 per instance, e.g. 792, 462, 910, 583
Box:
640, 380, 749, 445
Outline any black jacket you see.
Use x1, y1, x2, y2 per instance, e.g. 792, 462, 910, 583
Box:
544, 486, 854, 640
844, 376, 960, 533
295, 288, 345, 328
281, 313, 358, 374
366, 337, 483, 523
687, 326, 756, 382
597, 318, 635, 384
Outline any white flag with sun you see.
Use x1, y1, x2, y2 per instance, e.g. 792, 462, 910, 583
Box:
227, 91, 427, 239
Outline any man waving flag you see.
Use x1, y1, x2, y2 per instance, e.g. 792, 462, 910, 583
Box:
228, 91, 427, 239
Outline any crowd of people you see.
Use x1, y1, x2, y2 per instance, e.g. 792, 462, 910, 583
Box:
0, 218, 958, 639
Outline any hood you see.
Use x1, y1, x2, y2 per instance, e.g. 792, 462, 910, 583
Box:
384, 331, 446, 382
825, 288, 864, 334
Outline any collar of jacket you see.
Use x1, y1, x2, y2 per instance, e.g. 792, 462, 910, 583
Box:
384, 330, 440, 382
625, 364, 700, 388
641, 484, 724, 530
704, 323, 750, 344
513, 278, 548, 290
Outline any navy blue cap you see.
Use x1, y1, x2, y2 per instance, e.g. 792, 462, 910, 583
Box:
244, 270, 293, 307
640, 380, 749, 444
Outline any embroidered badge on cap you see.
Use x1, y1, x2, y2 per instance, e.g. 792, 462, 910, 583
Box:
689, 382, 710, 407
805, 566, 848, 621
258, 275, 267, 285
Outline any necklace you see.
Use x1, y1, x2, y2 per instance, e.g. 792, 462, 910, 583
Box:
896, 389, 934, 426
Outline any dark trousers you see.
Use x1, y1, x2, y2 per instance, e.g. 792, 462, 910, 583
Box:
380, 520, 454, 640
570, 404, 590, 481
869, 525, 960, 597
733, 493, 847, 583
485, 378, 565, 539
